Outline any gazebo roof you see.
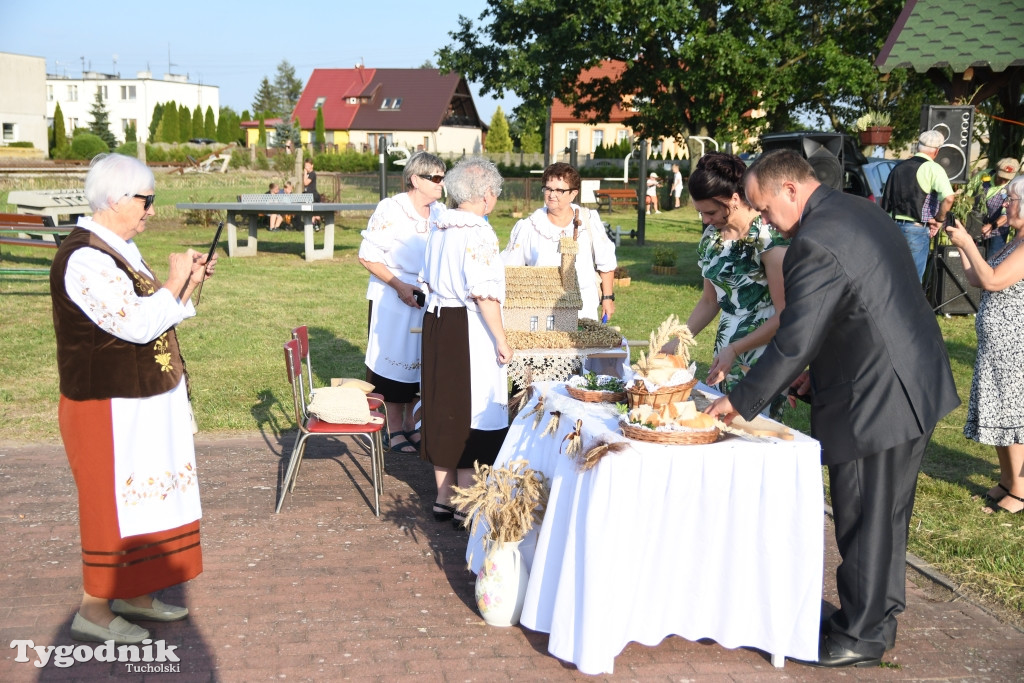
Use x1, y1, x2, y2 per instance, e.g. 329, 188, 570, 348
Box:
875, 0, 1024, 74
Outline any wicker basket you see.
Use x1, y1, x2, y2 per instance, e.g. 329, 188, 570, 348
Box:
566, 385, 627, 403
619, 420, 721, 445
626, 377, 698, 409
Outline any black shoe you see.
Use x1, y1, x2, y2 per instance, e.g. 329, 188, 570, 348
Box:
431, 503, 455, 522
452, 511, 468, 531
792, 635, 881, 668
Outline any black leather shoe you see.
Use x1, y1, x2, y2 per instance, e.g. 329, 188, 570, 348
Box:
792, 635, 881, 668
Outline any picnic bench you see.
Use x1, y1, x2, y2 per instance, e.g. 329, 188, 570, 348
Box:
176, 194, 377, 262
594, 188, 639, 213
0, 213, 75, 276
6, 189, 91, 222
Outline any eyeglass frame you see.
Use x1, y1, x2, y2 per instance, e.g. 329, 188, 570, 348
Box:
541, 186, 577, 197
418, 174, 445, 184
132, 194, 155, 210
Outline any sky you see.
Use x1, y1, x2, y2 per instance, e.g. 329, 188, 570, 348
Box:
0, 0, 522, 122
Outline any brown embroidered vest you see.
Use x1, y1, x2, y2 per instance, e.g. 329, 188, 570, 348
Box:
50, 228, 185, 400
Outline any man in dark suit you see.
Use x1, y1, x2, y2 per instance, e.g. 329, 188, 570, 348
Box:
707, 150, 960, 668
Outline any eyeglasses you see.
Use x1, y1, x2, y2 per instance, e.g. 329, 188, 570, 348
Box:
542, 186, 575, 197
132, 194, 155, 210
419, 174, 445, 184
1004, 196, 1021, 205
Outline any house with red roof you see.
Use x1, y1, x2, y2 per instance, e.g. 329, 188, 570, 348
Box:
291, 67, 485, 154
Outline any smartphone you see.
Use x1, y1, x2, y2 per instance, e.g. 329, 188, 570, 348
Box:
787, 386, 812, 404
413, 289, 426, 307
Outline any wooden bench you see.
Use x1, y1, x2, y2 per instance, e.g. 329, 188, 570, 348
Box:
594, 188, 639, 213
0, 213, 75, 276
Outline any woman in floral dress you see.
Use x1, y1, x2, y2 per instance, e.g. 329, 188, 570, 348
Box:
946, 175, 1024, 514
685, 152, 789, 415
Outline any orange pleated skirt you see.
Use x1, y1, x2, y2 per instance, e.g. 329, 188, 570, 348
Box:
59, 395, 203, 599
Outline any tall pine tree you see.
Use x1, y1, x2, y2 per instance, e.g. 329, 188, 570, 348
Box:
486, 107, 513, 153
51, 102, 68, 156
314, 107, 326, 152
252, 78, 277, 118
257, 114, 267, 147
272, 60, 304, 119
192, 105, 204, 140
149, 103, 164, 141
178, 104, 192, 142
87, 87, 117, 151
161, 100, 178, 143
204, 106, 216, 140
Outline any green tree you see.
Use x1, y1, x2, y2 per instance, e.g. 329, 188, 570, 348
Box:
272, 60, 304, 119
438, 0, 931, 147
124, 121, 137, 144
257, 114, 267, 147
252, 78, 277, 118
314, 107, 326, 152
204, 106, 216, 140
178, 104, 192, 142
192, 105, 204, 139
486, 106, 513, 153
161, 100, 178, 143
87, 87, 117, 151
216, 107, 231, 143
51, 102, 67, 156
149, 102, 164, 141
70, 132, 109, 160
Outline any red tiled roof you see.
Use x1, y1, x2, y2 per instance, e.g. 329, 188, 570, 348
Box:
551, 61, 632, 124
292, 68, 377, 130
292, 68, 482, 132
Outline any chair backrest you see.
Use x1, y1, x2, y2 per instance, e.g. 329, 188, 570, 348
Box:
291, 325, 314, 397
283, 339, 306, 425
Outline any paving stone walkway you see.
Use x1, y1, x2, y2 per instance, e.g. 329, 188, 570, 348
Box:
1, 434, 1021, 681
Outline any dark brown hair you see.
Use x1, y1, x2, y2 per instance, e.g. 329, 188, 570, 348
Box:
541, 162, 581, 191
688, 152, 748, 203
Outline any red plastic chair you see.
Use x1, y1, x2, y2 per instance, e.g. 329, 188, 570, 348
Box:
277, 339, 385, 516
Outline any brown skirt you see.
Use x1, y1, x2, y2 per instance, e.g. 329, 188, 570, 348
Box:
59, 396, 203, 599
420, 307, 507, 470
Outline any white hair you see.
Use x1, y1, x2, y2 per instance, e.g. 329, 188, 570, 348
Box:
444, 157, 503, 206
1006, 176, 1024, 221
84, 153, 155, 212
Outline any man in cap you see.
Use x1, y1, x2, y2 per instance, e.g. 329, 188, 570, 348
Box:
880, 129, 955, 282
981, 157, 1020, 253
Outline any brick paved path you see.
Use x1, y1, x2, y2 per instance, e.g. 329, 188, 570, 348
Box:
1, 435, 1021, 681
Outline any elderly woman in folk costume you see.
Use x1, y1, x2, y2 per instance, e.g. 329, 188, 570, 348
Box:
419, 157, 512, 526
501, 162, 618, 323
358, 152, 446, 454
50, 153, 215, 644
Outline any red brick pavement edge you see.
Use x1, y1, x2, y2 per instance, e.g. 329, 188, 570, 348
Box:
1, 433, 1021, 682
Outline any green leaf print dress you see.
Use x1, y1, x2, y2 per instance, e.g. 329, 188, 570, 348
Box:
696, 215, 790, 414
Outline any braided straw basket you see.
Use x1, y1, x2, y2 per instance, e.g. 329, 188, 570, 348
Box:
566, 385, 627, 403
626, 377, 699, 410
619, 420, 721, 445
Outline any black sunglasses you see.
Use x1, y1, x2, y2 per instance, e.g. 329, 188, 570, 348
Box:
418, 174, 445, 184
133, 194, 155, 210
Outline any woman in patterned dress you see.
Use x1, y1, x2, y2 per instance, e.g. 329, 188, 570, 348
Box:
419, 158, 511, 526
685, 152, 790, 415
946, 175, 1024, 514
50, 153, 215, 644
359, 152, 446, 454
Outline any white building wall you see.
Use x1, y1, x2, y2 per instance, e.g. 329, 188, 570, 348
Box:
434, 127, 483, 155
0, 52, 49, 151
46, 72, 219, 144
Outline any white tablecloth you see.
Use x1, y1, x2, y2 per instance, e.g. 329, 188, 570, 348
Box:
467, 382, 824, 675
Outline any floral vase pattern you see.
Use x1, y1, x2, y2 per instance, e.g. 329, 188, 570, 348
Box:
475, 540, 529, 627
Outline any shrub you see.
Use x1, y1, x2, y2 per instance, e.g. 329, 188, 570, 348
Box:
312, 151, 378, 173
652, 246, 677, 267
272, 151, 296, 173
7, 141, 34, 148
70, 133, 109, 160
115, 141, 138, 157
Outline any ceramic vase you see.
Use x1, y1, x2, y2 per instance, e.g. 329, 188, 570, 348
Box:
475, 539, 529, 627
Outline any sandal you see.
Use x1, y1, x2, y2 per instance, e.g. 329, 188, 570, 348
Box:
432, 502, 456, 522
404, 430, 421, 451
388, 431, 417, 455
984, 491, 1024, 515
452, 510, 469, 531
985, 483, 1009, 503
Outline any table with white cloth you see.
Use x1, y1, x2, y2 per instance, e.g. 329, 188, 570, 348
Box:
466, 381, 824, 675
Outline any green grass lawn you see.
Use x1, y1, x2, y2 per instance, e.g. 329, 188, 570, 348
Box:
1, 171, 1020, 624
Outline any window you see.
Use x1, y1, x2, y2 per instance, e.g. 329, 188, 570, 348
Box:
391, 98, 402, 109
47, 85, 53, 101
592, 129, 604, 152
67, 117, 77, 131
529, 316, 538, 332
347, 96, 359, 104
121, 118, 136, 133
67, 85, 78, 101
546, 315, 555, 331
97, 85, 108, 100
2, 123, 16, 142
314, 96, 326, 109
120, 85, 136, 100
381, 98, 392, 109
567, 130, 578, 146
616, 129, 629, 144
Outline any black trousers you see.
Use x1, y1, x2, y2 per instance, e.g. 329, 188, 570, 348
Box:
824, 430, 931, 657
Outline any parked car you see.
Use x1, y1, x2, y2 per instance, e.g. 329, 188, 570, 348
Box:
758, 131, 895, 204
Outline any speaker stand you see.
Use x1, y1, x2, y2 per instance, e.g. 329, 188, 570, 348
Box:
927, 236, 978, 315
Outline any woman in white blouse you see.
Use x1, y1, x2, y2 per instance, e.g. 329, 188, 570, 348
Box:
502, 162, 618, 322
358, 152, 446, 454
50, 153, 215, 645
419, 158, 512, 525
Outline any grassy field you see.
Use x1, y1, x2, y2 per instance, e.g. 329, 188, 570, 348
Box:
1, 170, 1021, 624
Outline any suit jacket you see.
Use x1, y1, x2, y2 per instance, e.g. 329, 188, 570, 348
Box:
729, 186, 960, 464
